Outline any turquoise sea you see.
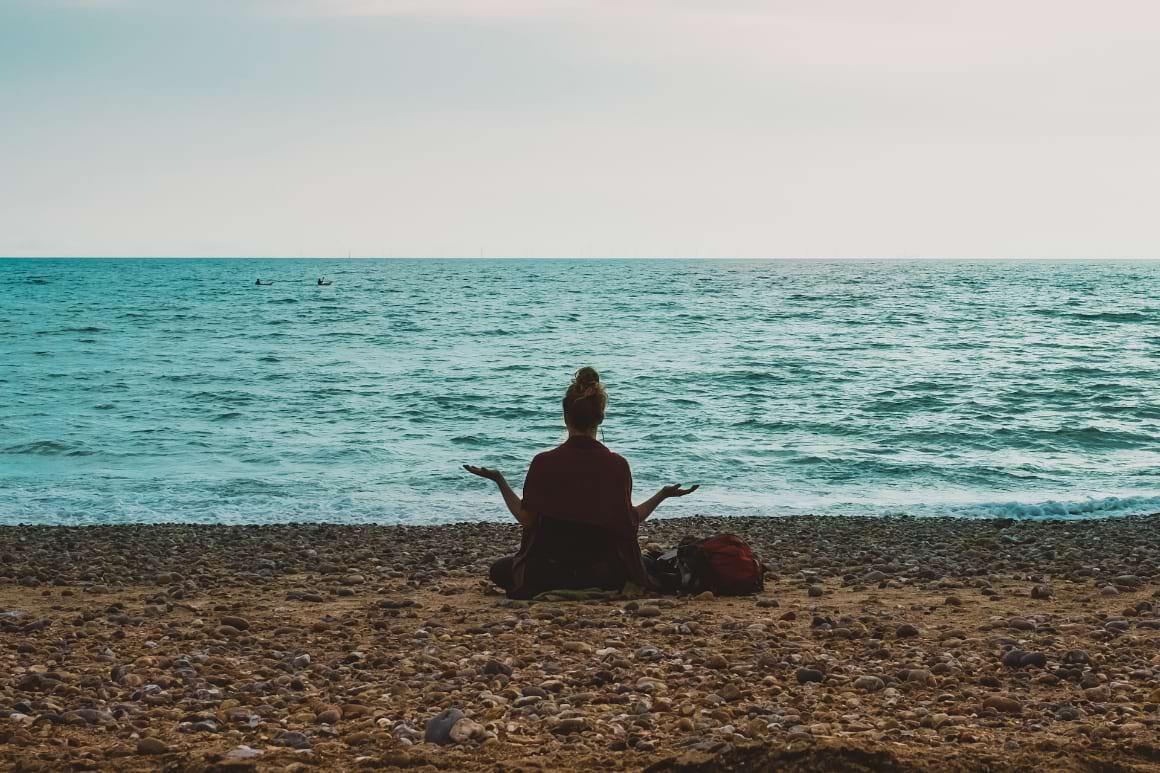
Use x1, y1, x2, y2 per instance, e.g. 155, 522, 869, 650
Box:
2, 258, 1158, 525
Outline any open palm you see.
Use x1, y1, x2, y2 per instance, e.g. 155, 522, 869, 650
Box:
463, 464, 505, 483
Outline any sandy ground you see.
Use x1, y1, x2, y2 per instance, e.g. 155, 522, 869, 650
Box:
1, 515, 1159, 771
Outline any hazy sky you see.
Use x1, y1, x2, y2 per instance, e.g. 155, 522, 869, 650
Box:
2, 0, 1158, 258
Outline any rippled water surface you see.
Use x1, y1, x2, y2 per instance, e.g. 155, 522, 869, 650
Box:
2, 258, 1158, 524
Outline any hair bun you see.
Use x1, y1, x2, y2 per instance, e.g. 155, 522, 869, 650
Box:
573, 366, 601, 388
564, 367, 607, 430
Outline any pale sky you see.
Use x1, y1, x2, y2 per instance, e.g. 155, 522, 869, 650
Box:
2, 0, 1158, 258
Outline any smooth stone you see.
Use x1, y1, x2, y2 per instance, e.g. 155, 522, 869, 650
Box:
999, 649, 1046, 669
1084, 685, 1111, 701
272, 730, 311, 749
449, 717, 485, 744
720, 684, 742, 702
553, 717, 589, 734
424, 708, 464, 745
796, 668, 825, 684
483, 659, 512, 676
982, 696, 1023, 715
225, 746, 263, 759
136, 738, 168, 755
1001, 649, 1027, 668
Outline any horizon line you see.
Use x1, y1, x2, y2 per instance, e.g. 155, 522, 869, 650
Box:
4, 255, 1160, 261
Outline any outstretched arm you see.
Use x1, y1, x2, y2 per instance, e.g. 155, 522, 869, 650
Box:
635, 483, 699, 523
463, 465, 536, 528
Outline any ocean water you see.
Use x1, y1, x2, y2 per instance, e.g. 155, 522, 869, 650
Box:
2, 258, 1158, 526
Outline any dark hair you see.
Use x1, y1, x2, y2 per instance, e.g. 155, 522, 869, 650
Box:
563, 367, 607, 431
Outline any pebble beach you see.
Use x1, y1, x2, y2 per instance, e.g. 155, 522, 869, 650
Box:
2, 514, 1159, 772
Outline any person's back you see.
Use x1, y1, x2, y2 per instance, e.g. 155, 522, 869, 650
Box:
516, 434, 638, 596
523, 435, 634, 536
465, 367, 698, 598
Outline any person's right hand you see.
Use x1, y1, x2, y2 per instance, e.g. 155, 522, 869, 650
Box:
463, 464, 505, 483
661, 483, 699, 498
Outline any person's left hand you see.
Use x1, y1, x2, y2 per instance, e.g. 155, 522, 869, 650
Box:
463, 464, 505, 483
661, 483, 699, 498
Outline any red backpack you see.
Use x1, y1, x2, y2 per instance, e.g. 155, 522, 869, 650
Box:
677, 534, 764, 595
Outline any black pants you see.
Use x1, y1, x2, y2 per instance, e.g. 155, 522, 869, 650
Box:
487, 550, 635, 598
489, 555, 515, 593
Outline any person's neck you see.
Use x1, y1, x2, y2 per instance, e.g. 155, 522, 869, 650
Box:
567, 428, 598, 440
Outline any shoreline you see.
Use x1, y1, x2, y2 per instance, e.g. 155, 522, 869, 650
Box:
2, 514, 1158, 771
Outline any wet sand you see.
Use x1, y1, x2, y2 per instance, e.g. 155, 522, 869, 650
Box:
1, 514, 1159, 772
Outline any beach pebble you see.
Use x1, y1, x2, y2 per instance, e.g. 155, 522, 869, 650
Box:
226, 746, 263, 760
896, 624, 920, 638
705, 654, 728, 670
1002, 649, 1046, 669
903, 669, 933, 685
552, 717, 589, 734
1084, 685, 1111, 701
63, 709, 114, 726
796, 668, 825, 684
1062, 650, 1089, 665
982, 696, 1023, 715
136, 738, 168, 755
424, 708, 464, 745
287, 590, 324, 602
272, 730, 310, 749
449, 717, 487, 744
483, 659, 512, 676
854, 676, 885, 692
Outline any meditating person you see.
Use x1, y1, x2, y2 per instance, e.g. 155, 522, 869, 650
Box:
463, 367, 698, 598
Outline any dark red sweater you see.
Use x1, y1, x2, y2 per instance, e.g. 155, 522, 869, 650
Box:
510, 435, 650, 596
521, 435, 640, 534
